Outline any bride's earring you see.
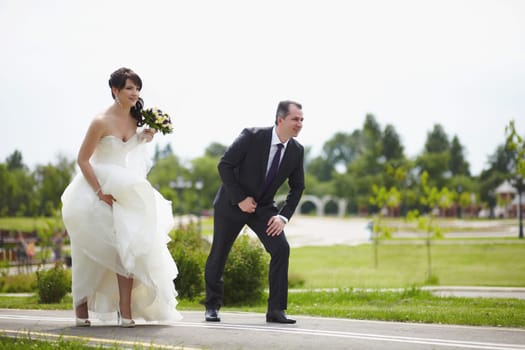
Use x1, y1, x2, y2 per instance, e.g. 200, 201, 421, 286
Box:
115, 96, 122, 106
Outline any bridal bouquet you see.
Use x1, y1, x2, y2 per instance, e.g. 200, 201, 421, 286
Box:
141, 107, 174, 135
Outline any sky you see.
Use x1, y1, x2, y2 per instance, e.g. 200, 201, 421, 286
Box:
1, 0, 524, 176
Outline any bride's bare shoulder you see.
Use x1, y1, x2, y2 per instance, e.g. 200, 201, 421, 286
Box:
93, 111, 111, 124
87, 113, 110, 133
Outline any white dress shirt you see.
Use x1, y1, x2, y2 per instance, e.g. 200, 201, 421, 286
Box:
266, 126, 289, 224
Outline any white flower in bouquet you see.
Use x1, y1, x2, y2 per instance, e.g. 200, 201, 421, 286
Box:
141, 107, 174, 135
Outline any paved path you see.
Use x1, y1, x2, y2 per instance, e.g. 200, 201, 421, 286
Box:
240, 215, 520, 247
241, 215, 372, 247
1, 309, 524, 350
423, 286, 525, 299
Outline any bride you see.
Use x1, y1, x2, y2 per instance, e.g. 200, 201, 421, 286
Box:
61, 67, 181, 327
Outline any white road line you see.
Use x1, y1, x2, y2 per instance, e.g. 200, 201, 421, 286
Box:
0, 314, 71, 322
173, 322, 525, 350
1, 314, 524, 350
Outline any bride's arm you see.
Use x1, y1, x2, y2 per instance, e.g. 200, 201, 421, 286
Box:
77, 118, 109, 201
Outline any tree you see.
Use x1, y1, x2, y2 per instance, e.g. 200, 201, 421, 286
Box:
6, 150, 26, 171
417, 124, 452, 188
369, 185, 401, 267
505, 120, 525, 239
381, 124, 404, 161
361, 114, 383, 174
487, 144, 515, 173
307, 156, 333, 182
321, 131, 361, 176
424, 124, 450, 153
154, 143, 174, 161
147, 155, 185, 208
190, 155, 223, 211
505, 120, 525, 178
34, 158, 75, 216
205, 142, 227, 158
0, 164, 10, 216
416, 152, 450, 188
408, 171, 454, 284
449, 135, 470, 176
2, 164, 35, 216
479, 144, 514, 206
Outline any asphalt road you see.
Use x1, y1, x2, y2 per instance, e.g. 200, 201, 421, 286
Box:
1, 309, 524, 350
2, 283, 524, 348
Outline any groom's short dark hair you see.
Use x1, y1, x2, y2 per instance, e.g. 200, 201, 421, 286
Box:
275, 100, 302, 125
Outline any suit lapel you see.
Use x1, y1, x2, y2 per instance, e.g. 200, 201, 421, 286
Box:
260, 128, 273, 181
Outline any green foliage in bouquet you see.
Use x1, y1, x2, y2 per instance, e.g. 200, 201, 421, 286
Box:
141, 107, 174, 135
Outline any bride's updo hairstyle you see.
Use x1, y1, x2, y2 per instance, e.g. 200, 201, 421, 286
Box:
108, 67, 145, 126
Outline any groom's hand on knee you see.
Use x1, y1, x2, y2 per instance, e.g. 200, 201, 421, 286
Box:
266, 215, 285, 236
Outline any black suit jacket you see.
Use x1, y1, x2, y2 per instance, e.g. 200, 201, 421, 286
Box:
213, 127, 305, 221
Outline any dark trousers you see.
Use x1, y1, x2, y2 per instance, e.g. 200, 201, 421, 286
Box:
205, 211, 290, 311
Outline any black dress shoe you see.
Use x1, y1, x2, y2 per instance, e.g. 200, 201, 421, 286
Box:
266, 310, 296, 324
205, 308, 221, 322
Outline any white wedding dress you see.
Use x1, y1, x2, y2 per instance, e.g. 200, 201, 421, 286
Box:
61, 134, 182, 323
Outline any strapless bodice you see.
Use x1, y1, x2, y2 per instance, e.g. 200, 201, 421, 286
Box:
91, 134, 139, 166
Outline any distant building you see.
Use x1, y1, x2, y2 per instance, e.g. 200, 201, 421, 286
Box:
493, 180, 523, 218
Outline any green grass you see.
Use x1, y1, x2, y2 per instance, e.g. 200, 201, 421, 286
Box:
286, 289, 525, 328
0, 334, 163, 349
2, 290, 524, 328
0, 335, 102, 349
290, 243, 525, 288
0, 294, 73, 309
199, 216, 214, 236
0, 217, 63, 233
201, 289, 525, 328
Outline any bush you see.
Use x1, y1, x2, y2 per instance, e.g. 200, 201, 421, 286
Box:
168, 225, 208, 300
223, 234, 268, 305
35, 263, 71, 303
0, 273, 37, 293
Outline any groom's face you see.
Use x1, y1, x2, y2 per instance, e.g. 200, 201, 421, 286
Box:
279, 104, 303, 139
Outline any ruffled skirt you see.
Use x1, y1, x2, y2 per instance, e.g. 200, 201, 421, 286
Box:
61, 160, 181, 322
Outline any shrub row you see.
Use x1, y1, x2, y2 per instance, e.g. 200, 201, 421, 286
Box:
2, 225, 286, 306
168, 224, 270, 305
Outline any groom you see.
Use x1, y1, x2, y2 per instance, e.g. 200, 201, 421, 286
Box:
204, 100, 305, 324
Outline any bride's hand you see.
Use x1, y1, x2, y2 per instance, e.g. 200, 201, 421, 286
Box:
139, 128, 157, 143
98, 192, 116, 207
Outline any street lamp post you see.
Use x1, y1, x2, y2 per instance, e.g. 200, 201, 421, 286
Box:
519, 186, 524, 239
195, 179, 204, 234
456, 185, 463, 218
488, 189, 495, 219
511, 177, 524, 239
169, 176, 192, 228
402, 177, 411, 217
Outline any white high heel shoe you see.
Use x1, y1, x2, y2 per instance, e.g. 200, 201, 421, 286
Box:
120, 317, 136, 328
75, 318, 91, 327
117, 311, 135, 328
